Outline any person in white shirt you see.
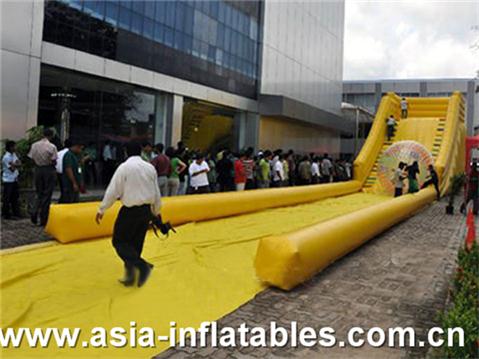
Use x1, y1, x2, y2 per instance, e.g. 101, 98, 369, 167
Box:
28, 128, 58, 226
96, 142, 162, 288
2, 141, 21, 219
320, 154, 333, 183
311, 157, 321, 184
386, 115, 397, 141
272, 154, 284, 187
55, 139, 71, 203
188, 153, 210, 194
102, 140, 116, 185
400, 97, 408, 118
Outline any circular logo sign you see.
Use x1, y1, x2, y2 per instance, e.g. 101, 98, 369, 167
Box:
376, 140, 434, 195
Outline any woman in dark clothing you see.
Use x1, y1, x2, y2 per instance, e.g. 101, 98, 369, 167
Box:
407, 161, 420, 193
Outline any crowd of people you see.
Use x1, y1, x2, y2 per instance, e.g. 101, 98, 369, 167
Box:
1, 128, 355, 222
142, 144, 353, 196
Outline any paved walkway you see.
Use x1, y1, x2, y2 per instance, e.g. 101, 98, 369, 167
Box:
0, 201, 466, 358
156, 202, 466, 358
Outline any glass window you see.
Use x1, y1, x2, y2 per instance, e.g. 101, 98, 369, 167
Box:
209, 1, 219, 18
207, 20, 217, 45
143, 18, 154, 40
131, 13, 143, 35
216, 23, 224, 47
174, 31, 183, 50
83, 1, 105, 20
183, 6, 194, 34
118, 6, 131, 30
225, 5, 232, 26
192, 39, 201, 57
131, 0, 144, 14
121, 1, 132, 10
154, 23, 164, 42
144, 1, 155, 18
200, 41, 208, 60
183, 35, 193, 54
218, 1, 225, 23
68, 0, 83, 10
215, 48, 223, 65
164, 27, 174, 46
249, 19, 257, 40
231, 8, 238, 30
105, 2, 119, 26
175, 2, 185, 29
155, 1, 165, 23
224, 28, 232, 52
165, 1, 175, 27
208, 45, 215, 62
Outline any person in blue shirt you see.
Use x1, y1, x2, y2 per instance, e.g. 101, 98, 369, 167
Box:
2, 141, 21, 219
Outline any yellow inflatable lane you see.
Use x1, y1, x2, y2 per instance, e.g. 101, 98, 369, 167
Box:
45, 181, 361, 243
1, 192, 387, 358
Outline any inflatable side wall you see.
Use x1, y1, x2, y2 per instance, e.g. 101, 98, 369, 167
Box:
46, 181, 361, 243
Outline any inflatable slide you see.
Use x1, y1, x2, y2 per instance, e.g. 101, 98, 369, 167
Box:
0, 92, 465, 357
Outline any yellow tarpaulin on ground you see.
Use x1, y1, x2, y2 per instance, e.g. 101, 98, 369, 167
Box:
1, 193, 387, 358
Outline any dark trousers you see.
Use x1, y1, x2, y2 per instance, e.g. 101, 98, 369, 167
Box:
271, 180, 282, 188
245, 179, 255, 190
298, 178, 311, 186
2, 181, 20, 218
61, 184, 80, 203
32, 166, 56, 225
422, 179, 440, 199
394, 187, 403, 197
188, 185, 210, 195
387, 126, 395, 141
112, 205, 152, 271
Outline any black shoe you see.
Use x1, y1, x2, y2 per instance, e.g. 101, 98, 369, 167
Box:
30, 214, 38, 225
119, 266, 136, 287
138, 264, 152, 287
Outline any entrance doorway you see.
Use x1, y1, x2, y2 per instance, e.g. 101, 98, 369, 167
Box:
181, 100, 236, 153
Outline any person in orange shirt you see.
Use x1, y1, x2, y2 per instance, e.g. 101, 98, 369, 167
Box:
234, 152, 247, 191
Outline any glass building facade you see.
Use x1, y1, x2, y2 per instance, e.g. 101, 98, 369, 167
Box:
43, 0, 261, 98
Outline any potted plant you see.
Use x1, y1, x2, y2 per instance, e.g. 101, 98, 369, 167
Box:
446, 173, 466, 214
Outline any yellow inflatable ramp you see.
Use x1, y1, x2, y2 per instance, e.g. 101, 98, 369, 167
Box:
1, 193, 387, 358
255, 92, 466, 290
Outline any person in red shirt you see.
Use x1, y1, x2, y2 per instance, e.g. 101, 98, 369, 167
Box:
234, 152, 247, 191
150, 143, 171, 196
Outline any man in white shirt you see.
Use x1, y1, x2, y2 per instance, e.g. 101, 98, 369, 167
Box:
320, 154, 333, 183
188, 153, 210, 194
400, 97, 408, 118
56, 139, 71, 203
28, 128, 58, 226
272, 155, 284, 187
96, 142, 162, 287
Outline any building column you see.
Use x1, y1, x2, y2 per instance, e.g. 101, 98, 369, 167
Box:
164, 94, 184, 147
234, 111, 260, 151
1, 0, 43, 139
